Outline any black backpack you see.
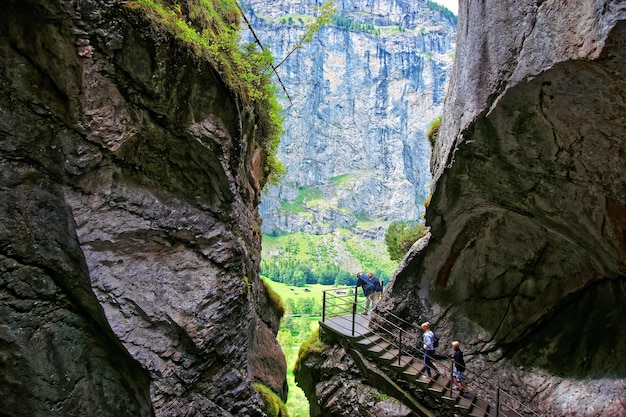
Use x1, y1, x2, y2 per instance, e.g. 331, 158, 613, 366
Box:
432, 334, 439, 348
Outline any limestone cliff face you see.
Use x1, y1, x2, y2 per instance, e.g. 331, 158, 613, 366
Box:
0, 1, 284, 416
384, 0, 626, 415
297, 1, 626, 416
244, 0, 456, 235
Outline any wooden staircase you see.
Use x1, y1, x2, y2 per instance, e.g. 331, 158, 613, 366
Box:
319, 314, 531, 417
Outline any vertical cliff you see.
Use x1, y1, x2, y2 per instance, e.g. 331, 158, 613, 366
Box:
384, 0, 626, 415
243, 0, 456, 235
0, 0, 285, 416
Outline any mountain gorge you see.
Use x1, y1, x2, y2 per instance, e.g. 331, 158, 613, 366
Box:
3, 0, 625, 416
242, 0, 456, 236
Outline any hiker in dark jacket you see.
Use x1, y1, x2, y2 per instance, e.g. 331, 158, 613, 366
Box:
356, 272, 381, 315
452, 341, 468, 397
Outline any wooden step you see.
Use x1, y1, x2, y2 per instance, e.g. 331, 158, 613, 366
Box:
402, 361, 426, 381
387, 355, 413, 371
427, 374, 451, 395
441, 390, 457, 404
415, 375, 432, 385
367, 341, 391, 355
355, 334, 383, 348
453, 391, 474, 411
468, 397, 493, 417
379, 348, 401, 363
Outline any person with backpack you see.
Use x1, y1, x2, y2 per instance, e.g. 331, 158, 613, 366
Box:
421, 322, 439, 379
451, 340, 469, 397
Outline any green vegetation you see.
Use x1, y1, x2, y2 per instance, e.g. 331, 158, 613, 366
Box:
329, 174, 355, 186
279, 14, 314, 26
281, 187, 323, 212
281, 341, 309, 417
261, 276, 285, 317
124, 0, 284, 185
427, 115, 442, 147
273, 1, 337, 70
426, 0, 458, 25
384, 220, 428, 261
264, 273, 375, 416
331, 15, 380, 35
262, 279, 362, 317
253, 382, 289, 417
283, 327, 325, 417
340, 230, 399, 275
294, 328, 325, 373
265, 280, 339, 417
261, 231, 397, 287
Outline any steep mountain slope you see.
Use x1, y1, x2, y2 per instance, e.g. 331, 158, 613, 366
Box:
243, 0, 456, 235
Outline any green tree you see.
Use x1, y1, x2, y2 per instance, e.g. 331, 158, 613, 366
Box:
281, 314, 294, 333
385, 221, 428, 261
277, 329, 293, 347
334, 270, 352, 286
295, 297, 316, 315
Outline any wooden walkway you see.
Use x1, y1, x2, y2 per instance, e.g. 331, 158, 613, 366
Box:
319, 314, 372, 338
318, 313, 528, 417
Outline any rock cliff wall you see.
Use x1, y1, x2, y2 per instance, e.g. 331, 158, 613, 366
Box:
385, 0, 626, 415
244, 0, 456, 235
0, 1, 284, 416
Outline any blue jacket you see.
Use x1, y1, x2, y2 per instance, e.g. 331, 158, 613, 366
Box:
357, 275, 382, 296
370, 275, 382, 292
357, 275, 375, 296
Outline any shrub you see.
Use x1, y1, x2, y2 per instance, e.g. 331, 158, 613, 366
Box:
427, 115, 442, 147
385, 221, 428, 261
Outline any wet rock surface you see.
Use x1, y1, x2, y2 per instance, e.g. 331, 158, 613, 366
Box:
0, 0, 285, 416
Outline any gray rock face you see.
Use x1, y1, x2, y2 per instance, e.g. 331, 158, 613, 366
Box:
295, 341, 415, 417
0, 164, 152, 417
244, 0, 456, 235
0, 0, 284, 416
383, 0, 626, 415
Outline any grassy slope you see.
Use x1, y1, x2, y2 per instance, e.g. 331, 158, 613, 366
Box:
262, 229, 399, 280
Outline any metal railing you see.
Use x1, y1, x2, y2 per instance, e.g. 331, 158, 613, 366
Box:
320, 286, 543, 417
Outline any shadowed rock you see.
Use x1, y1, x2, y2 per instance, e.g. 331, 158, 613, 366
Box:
0, 0, 286, 415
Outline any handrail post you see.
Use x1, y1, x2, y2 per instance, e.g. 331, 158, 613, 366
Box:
352, 286, 357, 336
496, 386, 500, 417
398, 330, 403, 366
322, 290, 326, 322
448, 358, 454, 398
